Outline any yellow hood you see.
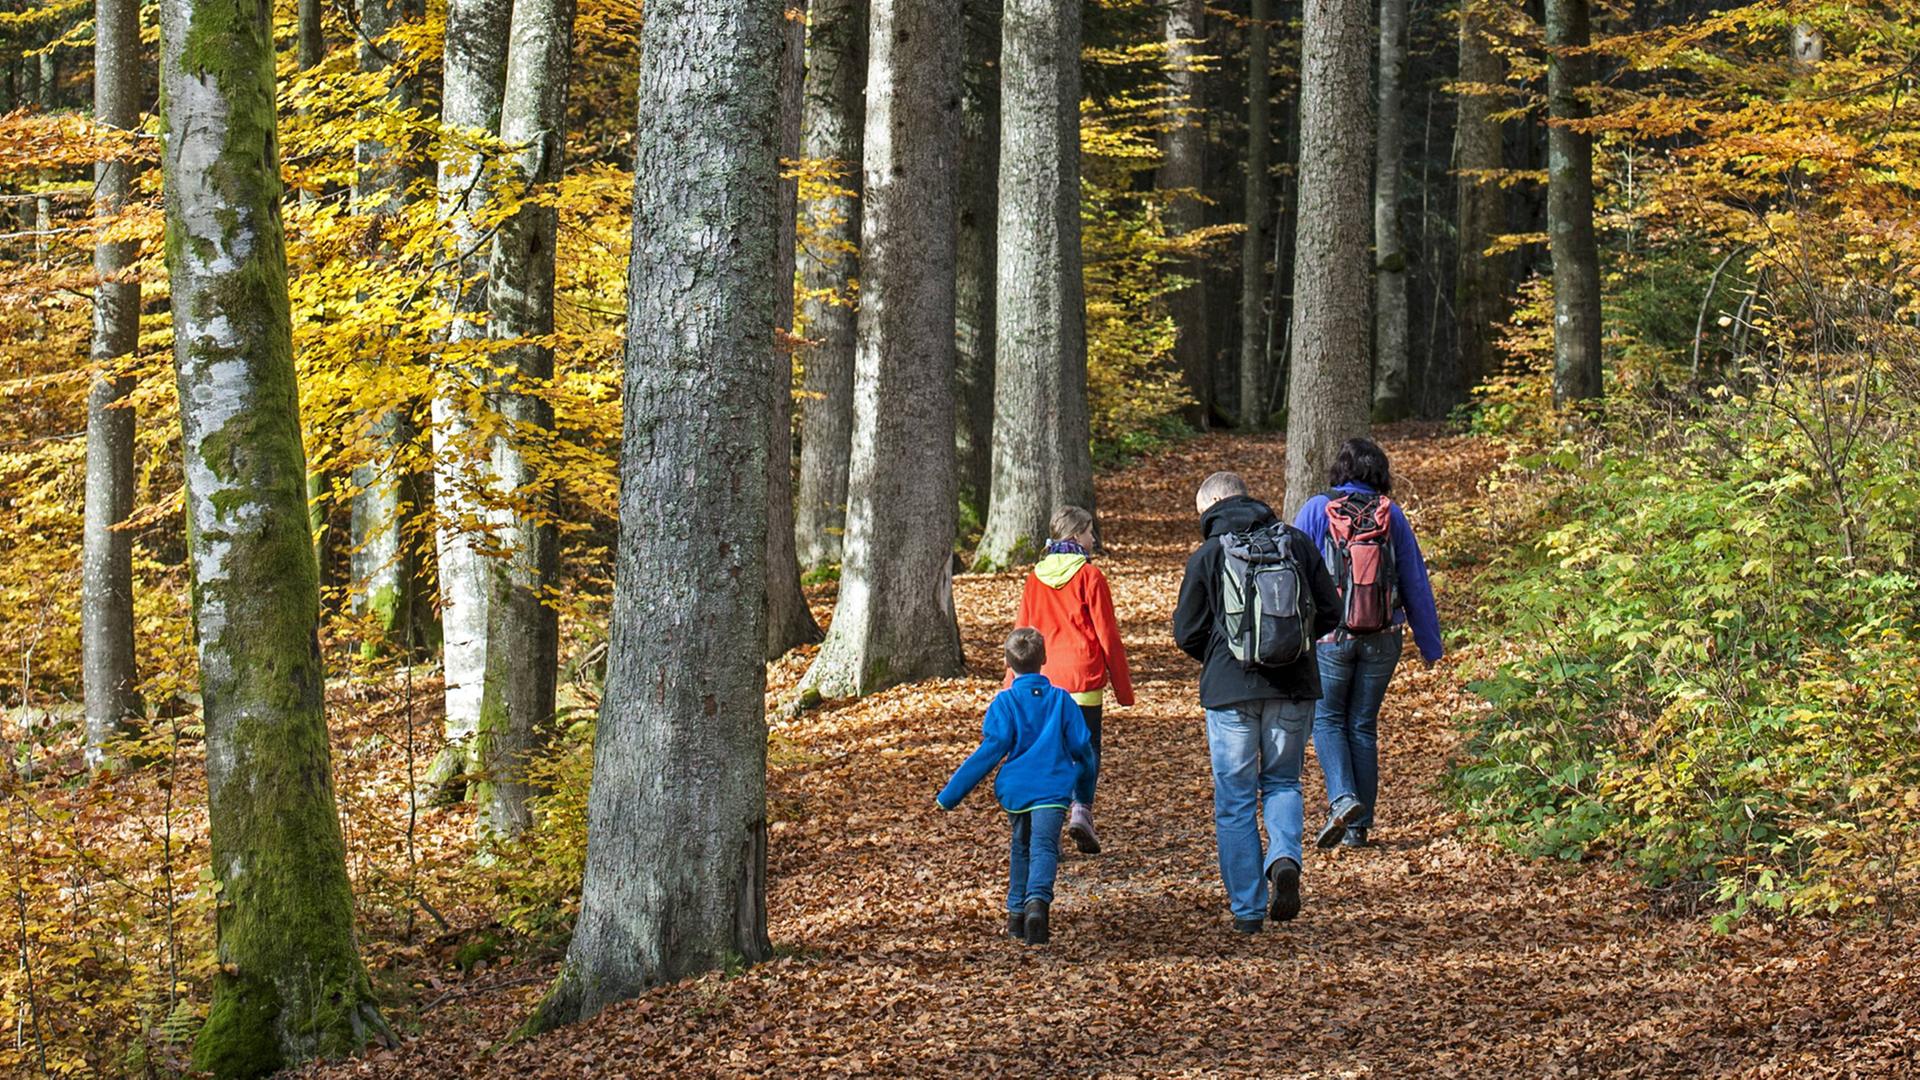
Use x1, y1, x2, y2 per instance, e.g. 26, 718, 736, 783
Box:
1034, 552, 1087, 589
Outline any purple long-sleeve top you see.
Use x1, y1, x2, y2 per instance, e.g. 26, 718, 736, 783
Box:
1292, 482, 1444, 663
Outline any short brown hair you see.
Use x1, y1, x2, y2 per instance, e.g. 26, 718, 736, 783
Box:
1050, 506, 1094, 542
1004, 627, 1046, 674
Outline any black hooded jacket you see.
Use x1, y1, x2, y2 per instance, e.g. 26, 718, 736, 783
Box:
1171, 495, 1340, 708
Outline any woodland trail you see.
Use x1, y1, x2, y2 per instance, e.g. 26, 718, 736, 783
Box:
311, 426, 1920, 1078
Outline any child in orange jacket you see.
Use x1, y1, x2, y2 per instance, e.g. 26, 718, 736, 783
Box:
1012, 506, 1134, 854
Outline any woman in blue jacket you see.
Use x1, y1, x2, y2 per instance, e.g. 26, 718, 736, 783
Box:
1292, 437, 1442, 849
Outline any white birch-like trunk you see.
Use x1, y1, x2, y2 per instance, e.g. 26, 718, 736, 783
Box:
1547, 0, 1601, 406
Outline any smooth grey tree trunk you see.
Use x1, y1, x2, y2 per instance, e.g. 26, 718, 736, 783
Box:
975, 0, 1093, 568
767, 3, 823, 659
427, 0, 513, 797
793, 0, 866, 570
471, 0, 573, 838
1283, 0, 1373, 517
1453, 0, 1505, 402
801, 0, 965, 694
1238, 0, 1272, 429
522, 0, 779, 1033
954, 0, 1001, 521
1790, 24, 1824, 72
81, 0, 143, 770
298, 0, 322, 67
348, 0, 424, 656
1546, 0, 1601, 406
1371, 0, 1410, 420
158, 0, 389, 1067
1158, 0, 1209, 425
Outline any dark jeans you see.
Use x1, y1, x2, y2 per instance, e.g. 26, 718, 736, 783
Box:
1007, 805, 1067, 912
1312, 627, 1402, 829
1075, 703, 1103, 806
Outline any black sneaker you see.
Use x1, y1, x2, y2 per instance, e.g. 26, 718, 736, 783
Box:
1008, 911, 1027, 940
1341, 827, 1370, 849
1022, 899, 1051, 946
1267, 857, 1302, 922
1315, 795, 1365, 849
1233, 918, 1264, 935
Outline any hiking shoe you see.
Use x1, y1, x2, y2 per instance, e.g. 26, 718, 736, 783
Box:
1233, 918, 1264, 935
1067, 802, 1101, 855
1315, 794, 1366, 849
1267, 857, 1302, 922
1007, 911, 1027, 940
1022, 899, 1051, 946
1341, 827, 1371, 849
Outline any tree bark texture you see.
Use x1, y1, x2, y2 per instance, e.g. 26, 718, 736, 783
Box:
767, 3, 824, 659
1546, 0, 1601, 405
1452, 0, 1505, 402
793, 0, 866, 570
1283, 0, 1373, 518
471, 0, 574, 838
954, 0, 1001, 520
158, 0, 388, 1067
1371, 0, 1411, 420
801, 0, 965, 694
428, 0, 513, 794
298, 0, 323, 68
82, 0, 143, 769
975, 0, 1093, 568
523, 0, 779, 1033
1158, 0, 1209, 425
1238, 0, 1272, 429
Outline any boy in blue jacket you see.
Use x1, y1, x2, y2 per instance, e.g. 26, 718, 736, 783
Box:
937, 628, 1095, 946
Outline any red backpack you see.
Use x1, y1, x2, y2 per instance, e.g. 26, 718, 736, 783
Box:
1322, 492, 1397, 635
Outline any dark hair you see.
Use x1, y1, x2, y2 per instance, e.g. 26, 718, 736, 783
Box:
1005, 627, 1046, 675
1327, 437, 1393, 494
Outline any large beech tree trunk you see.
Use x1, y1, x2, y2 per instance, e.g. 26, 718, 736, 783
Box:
1282, 0, 1372, 517
1158, 0, 1209, 425
1546, 0, 1601, 405
801, 0, 965, 694
1237, 0, 1272, 429
1452, 0, 1505, 403
470, 0, 573, 838
975, 0, 1093, 568
793, 0, 866, 570
158, 0, 388, 1067
522, 0, 779, 1033
767, 3, 823, 659
427, 0, 513, 796
954, 0, 1001, 520
1372, 0, 1411, 420
81, 0, 143, 769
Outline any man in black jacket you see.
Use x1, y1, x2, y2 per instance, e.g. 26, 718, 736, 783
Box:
1172, 471, 1339, 933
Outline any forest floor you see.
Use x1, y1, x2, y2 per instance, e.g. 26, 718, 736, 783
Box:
304, 425, 1920, 1078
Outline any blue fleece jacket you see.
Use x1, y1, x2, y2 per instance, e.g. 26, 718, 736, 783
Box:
1293, 483, 1445, 663
936, 674, 1094, 813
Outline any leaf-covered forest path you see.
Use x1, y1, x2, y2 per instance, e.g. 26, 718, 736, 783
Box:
311, 426, 1920, 1078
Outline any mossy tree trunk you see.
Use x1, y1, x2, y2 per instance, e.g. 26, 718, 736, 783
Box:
1546, 0, 1601, 406
1237, 0, 1272, 430
975, 0, 1093, 568
954, 0, 1001, 523
1282, 0, 1373, 517
1158, 0, 1210, 426
800, 0, 965, 695
767, 2, 823, 660
426, 0, 513, 797
793, 0, 866, 571
158, 0, 388, 1068
1452, 0, 1506, 405
1371, 0, 1411, 421
470, 0, 573, 838
82, 0, 144, 770
521, 0, 779, 1032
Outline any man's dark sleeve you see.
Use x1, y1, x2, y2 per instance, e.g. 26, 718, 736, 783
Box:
1172, 546, 1213, 662
1296, 528, 1340, 639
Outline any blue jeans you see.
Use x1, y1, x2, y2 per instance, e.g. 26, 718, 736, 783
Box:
1007, 805, 1067, 911
1204, 699, 1312, 922
1313, 627, 1402, 829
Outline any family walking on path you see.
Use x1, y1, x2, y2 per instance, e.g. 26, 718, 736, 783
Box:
939, 437, 1443, 942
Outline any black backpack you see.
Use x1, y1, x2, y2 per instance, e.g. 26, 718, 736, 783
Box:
1218, 523, 1315, 669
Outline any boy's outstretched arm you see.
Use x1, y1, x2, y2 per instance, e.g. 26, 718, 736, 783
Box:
936, 699, 1014, 809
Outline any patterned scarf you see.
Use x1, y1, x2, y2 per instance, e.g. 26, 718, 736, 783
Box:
1045, 538, 1090, 557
